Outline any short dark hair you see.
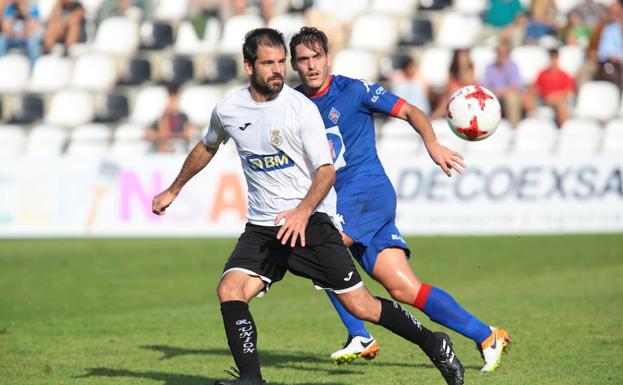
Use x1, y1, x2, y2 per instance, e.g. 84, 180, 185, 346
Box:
242, 28, 286, 64
289, 27, 329, 61
548, 48, 559, 57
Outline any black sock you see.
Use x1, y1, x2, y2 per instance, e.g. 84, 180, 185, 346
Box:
374, 297, 438, 357
220, 300, 262, 380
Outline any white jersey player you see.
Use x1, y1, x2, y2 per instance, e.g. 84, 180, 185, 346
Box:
151, 28, 464, 385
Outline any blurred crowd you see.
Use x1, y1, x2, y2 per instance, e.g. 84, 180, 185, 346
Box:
0, 0, 622, 153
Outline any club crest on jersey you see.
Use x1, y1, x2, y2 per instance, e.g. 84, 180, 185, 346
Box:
328, 107, 340, 124
271, 130, 283, 146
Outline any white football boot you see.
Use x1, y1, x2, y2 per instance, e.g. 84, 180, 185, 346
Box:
479, 326, 511, 372
330, 335, 380, 365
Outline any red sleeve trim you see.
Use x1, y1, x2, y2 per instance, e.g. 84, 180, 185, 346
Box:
389, 98, 406, 117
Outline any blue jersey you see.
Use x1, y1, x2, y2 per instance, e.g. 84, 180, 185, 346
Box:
295, 75, 405, 191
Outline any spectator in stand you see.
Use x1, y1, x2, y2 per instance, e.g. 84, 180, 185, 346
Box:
576, 3, 610, 87
562, 9, 592, 47
0, 0, 42, 66
484, 0, 524, 29
595, 1, 623, 89
432, 49, 476, 119
217, 0, 275, 23
572, 0, 606, 28
43, 0, 86, 55
502, 12, 529, 47
523, 49, 575, 127
525, 0, 557, 44
390, 56, 431, 116
146, 84, 194, 153
96, 0, 154, 25
482, 41, 524, 127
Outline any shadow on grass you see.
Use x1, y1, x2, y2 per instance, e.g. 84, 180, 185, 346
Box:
141, 345, 360, 375
78, 367, 348, 385
139, 344, 456, 372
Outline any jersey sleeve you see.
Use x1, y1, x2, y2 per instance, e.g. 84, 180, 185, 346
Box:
202, 106, 229, 148
299, 100, 333, 170
356, 79, 406, 117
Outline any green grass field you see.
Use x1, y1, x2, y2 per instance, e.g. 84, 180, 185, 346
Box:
1, 234, 622, 385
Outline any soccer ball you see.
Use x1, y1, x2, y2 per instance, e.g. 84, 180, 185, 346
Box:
446, 85, 501, 141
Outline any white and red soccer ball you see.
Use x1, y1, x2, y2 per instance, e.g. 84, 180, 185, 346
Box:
446, 85, 501, 141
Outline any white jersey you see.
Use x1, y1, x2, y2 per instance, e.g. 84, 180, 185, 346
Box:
203, 84, 338, 227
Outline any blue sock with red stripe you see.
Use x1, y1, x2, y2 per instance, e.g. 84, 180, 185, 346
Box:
327, 291, 371, 338
414, 283, 491, 344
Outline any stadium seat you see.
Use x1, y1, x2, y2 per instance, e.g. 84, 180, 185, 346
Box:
174, 18, 221, 55
471, 45, 496, 82
160, 56, 195, 85
27, 55, 72, 93
9, 94, 44, 124
110, 139, 151, 156
81, 0, 105, 20
436, 13, 483, 49
349, 14, 399, 53
115, 122, 147, 140
203, 55, 238, 84
129, 86, 168, 125
70, 54, 118, 91
268, 13, 305, 45
557, 118, 602, 154
378, 54, 409, 81
287, 0, 314, 12
511, 46, 550, 85
219, 15, 264, 54
370, 0, 417, 15
454, 0, 487, 14
419, 47, 453, 89
66, 123, 112, 156
0, 124, 26, 157
140, 21, 174, 50
37, 0, 56, 21
179, 85, 222, 126
558, 45, 584, 78
418, 0, 452, 10
513, 117, 558, 153
331, 49, 379, 81
96, 93, 129, 123
26, 124, 67, 156
465, 119, 513, 154
118, 57, 151, 85
431, 118, 467, 152
46, 90, 95, 127
602, 119, 623, 153
154, 0, 190, 21
94, 17, 140, 57
0, 54, 30, 94
398, 18, 433, 47
575, 81, 621, 122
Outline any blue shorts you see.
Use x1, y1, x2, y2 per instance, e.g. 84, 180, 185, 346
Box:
336, 174, 410, 275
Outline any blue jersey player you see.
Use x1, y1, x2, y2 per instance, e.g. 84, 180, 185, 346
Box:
290, 27, 510, 372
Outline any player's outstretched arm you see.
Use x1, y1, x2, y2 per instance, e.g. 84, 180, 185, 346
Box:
275, 163, 336, 247
395, 102, 465, 177
152, 141, 218, 215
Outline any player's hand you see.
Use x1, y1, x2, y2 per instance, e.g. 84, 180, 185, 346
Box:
274, 207, 312, 247
152, 189, 177, 216
427, 142, 465, 177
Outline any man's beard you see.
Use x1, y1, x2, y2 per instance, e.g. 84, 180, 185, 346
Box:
250, 73, 284, 97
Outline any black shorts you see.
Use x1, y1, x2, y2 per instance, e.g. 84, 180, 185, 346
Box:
223, 212, 363, 295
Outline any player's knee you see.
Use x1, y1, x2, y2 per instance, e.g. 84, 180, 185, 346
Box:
388, 287, 419, 304
216, 278, 244, 302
